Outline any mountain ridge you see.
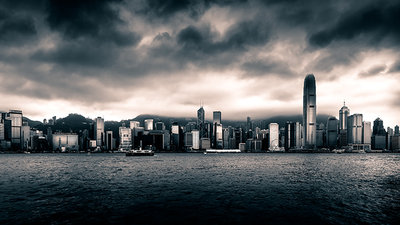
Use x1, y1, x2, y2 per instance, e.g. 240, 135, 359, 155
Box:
27, 113, 333, 137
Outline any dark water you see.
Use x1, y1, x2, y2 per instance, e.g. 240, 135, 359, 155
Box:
1, 153, 399, 225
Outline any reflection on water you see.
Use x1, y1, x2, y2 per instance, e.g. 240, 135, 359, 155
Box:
0, 153, 399, 224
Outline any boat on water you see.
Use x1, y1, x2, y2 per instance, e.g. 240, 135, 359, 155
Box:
125, 141, 154, 156
333, 149, 345, 154
126, 149, 154, 156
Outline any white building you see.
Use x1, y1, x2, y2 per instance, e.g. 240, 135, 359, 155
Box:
119, 127, 132, 151
130, 121, 140, 129
0, 121, 4, 140
52, 133, 79, 151
94, 117, 104, 147
216, 124, 223, 148
269, 123, 279, 151
295, 122, 302, 148
347, 114, 363, 145
144, 119, 154, 131
192, 130, 200, 150
362, 121, 372, 144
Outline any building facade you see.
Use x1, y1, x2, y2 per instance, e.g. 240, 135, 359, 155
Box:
144, 119, 154, 131
94, 117, 104, 147
326, 116, 338, 148
52, 133, 79, 152
269, 123, 279, 151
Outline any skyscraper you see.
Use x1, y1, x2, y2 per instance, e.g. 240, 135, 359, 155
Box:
284, 122, 295, 151
197, 106, 205, 138
144, 119, 154, 131
192, 130, 200, 150
362, 121, 371, 145
8, 110, 23, 149
338, 102, 350, 147
246, 116, 252, 132
213, 111, 221, 124
295, 122, 302, 149
0, 120, 4, 141
155, 122, 165, 131
119, 127, 132, 151
269, 123, 279, 151
326, 116, 338, 148
347, 114, 363, 146
339, 102, 350, 131
106, 131, 114, 150
373, 118, 385, 135
212, 111, 222, 148
94, 117, 104, 147
129, 121, 140, 129
303, 74, 316, 149
372, 118, 386, 150
387, 127, 393, 150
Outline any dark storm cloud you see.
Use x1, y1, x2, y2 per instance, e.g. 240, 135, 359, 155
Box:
138, 0, 248, 20
310, 48, 358, 75
175, 19, 270, 61
309, 1, 400, 48
32, 41, 118, 68
0, 9, 37, 46
241, 59, 294, 77
137, 17, 272, 75
0, 70, 121, 103
0, 0, 46, 11
45, 0, 141, 46
143, 0, 200, 18
2, 0, 400, 117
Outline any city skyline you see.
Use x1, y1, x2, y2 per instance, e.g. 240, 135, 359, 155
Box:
1, 0, 400, 127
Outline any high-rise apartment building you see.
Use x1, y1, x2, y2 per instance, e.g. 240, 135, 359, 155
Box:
326, 116, 338, 148
94, 117, 104, 147
269, 123, 279, 151
347, 114, 363, 148
8, 110, 23, 149
144, 119, 154, 131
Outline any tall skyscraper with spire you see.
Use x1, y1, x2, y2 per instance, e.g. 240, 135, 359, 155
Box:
197, 106, 205, 138
339, 101, 350, 131
303, 74, 316, 149
338, 101, 350, 147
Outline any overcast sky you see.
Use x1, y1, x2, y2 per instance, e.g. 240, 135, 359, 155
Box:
0, 0, 399, 127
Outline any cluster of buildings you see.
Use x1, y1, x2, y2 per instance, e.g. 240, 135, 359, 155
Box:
1, 74, 399, 153
0, 110, 79, 152
298, 74, 400, 152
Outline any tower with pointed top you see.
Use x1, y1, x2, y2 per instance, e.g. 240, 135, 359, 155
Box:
197, 105, 205, 138
338, 101, 350, 147
303, 74, 316, 149
339, 101, 350, 131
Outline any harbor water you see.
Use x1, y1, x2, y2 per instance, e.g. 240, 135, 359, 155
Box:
0, 153, 399, 224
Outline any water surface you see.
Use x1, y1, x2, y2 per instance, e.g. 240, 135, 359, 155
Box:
1, 153, 399, 224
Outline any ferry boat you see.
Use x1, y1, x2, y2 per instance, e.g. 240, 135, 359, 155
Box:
333, 149, 345, 154
126, 149, 154, 156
